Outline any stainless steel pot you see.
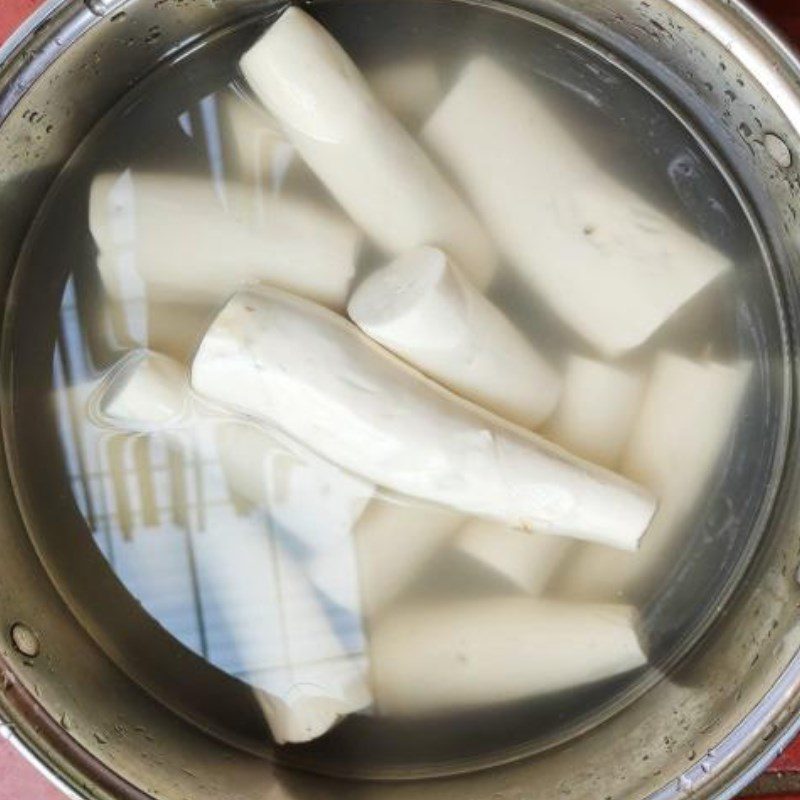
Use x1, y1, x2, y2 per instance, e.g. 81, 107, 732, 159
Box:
1, 1, 800, 798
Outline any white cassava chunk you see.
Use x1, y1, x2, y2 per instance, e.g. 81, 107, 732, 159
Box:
215, 89, 288, 188
265, 553, 370, 741
453, 519, 571, 594
191, 288, 656, 548
59, 377, 163, 537
348, 246, 560, 428
257, 688, 355, 744
145, 300, 217, 364
422, 57, 729, 355
94, 248, 148, 354
544, 356, 643, 468
257, 658, 371, 744
216, 422, 372, 614
355, 500, 465, 617
100, 351, 188, 428
558, 354, 752, 600
239, 7, 495, 288
90, 170, 360, 311
371, 597, 645, 716
96, 354, 372, 741
367, 58, 442, 126
202, 530, 371, 743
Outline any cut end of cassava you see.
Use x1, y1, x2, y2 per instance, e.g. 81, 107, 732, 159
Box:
348, 246, 450, 331
260, 666, 372, 744
262, 692, 354, 744
587, 481, 656, 552
542, 461, 656, 551
99, 350, 188, 429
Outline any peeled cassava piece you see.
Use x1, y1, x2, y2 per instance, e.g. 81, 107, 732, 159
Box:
204, 535, 371, 744
452, 519, 571, 594
239, 6, 496, 288
143, 300, 217, 365
59, 377, 162, 538
557, 354, 752, 601
215, 90, 287, 188
97, 353, 373, 742
370, 598, 645, 716
216, 422, 372, 616
348, 246, 560, 429
367, 58, 443, 127
191, 288, 656, 548
422, 57, 729, 355
354, 500, 465, 618
90, 170, 360, 312
544, 356, 643, 468
100, 350, 188, 429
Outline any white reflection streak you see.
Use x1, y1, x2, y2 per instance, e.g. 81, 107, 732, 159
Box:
199, 93, 228, 210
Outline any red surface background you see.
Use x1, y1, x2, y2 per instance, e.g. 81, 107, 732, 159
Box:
1, 0, 800, 798
0, 0, 41, 44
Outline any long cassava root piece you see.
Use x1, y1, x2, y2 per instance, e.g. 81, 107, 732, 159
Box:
423, 56, 729, 355
349, 246, 560, 428
215, 90, 285, 189
355, 500, 465, 617
239, 6, 496, 288
544, 356, 643, 468
557, 354, 752, 600
191, 288, 656, 548
223, 548, 371, 744
367, 58, 443, 127
216, 421, 373, 616
371, 597, 645, 716
453, 520, 571, 594
90, 170, 360, 311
